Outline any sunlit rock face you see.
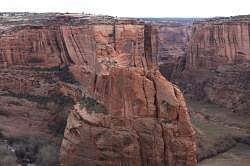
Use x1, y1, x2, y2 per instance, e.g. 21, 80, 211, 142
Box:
0, 14, 196, 166
59, 22, 196, 166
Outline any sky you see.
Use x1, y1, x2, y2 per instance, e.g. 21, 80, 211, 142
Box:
0, 0, 250, 18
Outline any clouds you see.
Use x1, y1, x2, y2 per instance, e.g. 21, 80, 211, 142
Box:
0, 0, 249, 17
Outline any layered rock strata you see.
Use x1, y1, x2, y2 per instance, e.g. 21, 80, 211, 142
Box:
183, 17, 250, 112
0, 14, 196, 166
61, 22, 196, 166
155, 16, 250, 113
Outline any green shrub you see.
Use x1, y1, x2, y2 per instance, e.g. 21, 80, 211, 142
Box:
79, 96, 107, 114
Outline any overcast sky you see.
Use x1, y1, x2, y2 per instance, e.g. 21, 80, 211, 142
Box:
1, 0, 250, 18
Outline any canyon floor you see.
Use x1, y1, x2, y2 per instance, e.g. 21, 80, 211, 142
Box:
185, 97, 250, 165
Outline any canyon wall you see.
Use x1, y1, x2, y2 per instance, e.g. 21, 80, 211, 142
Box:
0, 15, 196, 166
60, 22, 196, 166
153, 23, 191, 79
187, 20, 250, 70
156, 17, 250, 113
183, 19, 250, 113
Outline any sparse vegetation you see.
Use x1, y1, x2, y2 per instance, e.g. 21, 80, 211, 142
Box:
27, 57, 44, 64
1, 90, 74, 137
2, 91, 74, 108
100, 59, 118, 68
0, 143, 18, 166
30, 66, 79, 84
47, 92, 75, 136
197, 133, 237, 161
48, 108, 71, 136
7, 100, 22, 106
79, 96, 107, 114
8, 136, 59, 166
57, 66, 79, 84
188, 98, 250, 162
36, 145, 58, 166
31, 65, 61, 72
1, 130, 58, 165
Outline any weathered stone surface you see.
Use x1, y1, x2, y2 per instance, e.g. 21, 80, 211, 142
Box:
61, 70, 196, 166
182, 19, 250, 113
155, 16, 250, 113
187, 21, 250, 70
60, 22, 196, 166
0, 27, 70, 67
151, 23, 191, 79
0, 68, 75, 138
0, 13, 196, 166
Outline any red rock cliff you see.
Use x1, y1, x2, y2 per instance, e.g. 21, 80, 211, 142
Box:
0, 15, 196, 166
187, 21, 250, 70
60, 22, 196, 166
177, 17, 250, 113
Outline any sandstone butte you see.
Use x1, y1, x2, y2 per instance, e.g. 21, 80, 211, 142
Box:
0, 14, 197, 166
156, 16, 250, 114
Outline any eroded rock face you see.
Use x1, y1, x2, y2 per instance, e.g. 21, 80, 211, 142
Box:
152, 23, 191, 79
61, 69, 196, 166
60, 22, 196, 165
0, 67, 76, 138
155, 17, 250, 113
187, 21, 250, 70
0, 27, 71, 67
0, 14, 196, 166
181, 19, 250, 113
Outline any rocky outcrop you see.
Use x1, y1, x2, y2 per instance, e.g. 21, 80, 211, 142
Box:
0, 14, 196, 166
60, 22, 196, 166
61, 69, 196, 166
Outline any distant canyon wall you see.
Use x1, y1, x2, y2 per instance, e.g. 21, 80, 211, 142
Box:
150, 23, 191, 79
187, 21, 250, 70
157, 18, 250, 113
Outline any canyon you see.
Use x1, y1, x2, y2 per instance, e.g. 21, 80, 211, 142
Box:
156, 15, 250, 165
0, 13, 196, 166
158, 16, 250, 114
0, 13, 249, 166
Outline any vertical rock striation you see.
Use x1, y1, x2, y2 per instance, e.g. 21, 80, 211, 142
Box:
187, 21, 250, 70
0, 14, 196, 166
181, 18, 250, 112
156, 16, 250, 113
59, 22, 196, 166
